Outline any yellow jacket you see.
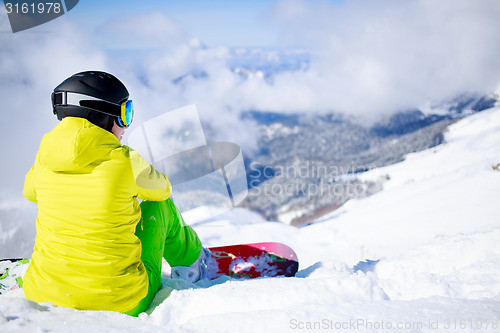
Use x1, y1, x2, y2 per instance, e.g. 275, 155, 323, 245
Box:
23, 117, 171, 313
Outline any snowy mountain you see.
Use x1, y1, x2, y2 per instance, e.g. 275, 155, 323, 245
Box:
241, 93, 497, 225
1, 102, 499, 332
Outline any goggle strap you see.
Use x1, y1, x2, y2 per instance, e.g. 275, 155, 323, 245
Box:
52, 91, 68, 106
117, 117, 125, 127
54, 91, 131, 127
63, 92, 116, 107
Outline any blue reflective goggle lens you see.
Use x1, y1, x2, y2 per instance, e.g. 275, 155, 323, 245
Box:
118, 100, 134, 127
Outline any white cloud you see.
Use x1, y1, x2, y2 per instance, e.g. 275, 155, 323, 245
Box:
98, 15, 263, 152
260, 0, 500, 117
0, 17, 108, 198
116, 0, 500, 128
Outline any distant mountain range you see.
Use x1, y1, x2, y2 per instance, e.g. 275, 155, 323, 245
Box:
240, 92, 498, 226
168, 53, 498, 226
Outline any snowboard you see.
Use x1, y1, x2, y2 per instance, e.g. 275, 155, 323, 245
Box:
205, 242, 299, 280
0, 242, 299, 294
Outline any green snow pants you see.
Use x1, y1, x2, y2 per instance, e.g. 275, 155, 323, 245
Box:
125, 198, 202, 317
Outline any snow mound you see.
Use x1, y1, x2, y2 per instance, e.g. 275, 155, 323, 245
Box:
376, 229, 500, 300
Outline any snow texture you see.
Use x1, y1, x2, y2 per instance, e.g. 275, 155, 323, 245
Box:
1, 107, 500, 332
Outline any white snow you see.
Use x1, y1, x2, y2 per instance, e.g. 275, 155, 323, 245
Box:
1, 107, 500, 332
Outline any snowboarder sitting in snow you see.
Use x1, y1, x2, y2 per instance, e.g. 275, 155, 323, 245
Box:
23, 71, 207, 316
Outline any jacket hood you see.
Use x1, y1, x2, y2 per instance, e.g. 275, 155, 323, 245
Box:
39, 117, 120, 172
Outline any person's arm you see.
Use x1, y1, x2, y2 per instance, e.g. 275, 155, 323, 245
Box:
23, 153, 38, 203
128, 148, 172, 201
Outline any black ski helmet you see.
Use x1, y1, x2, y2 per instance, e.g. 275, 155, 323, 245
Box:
51, 71, 130, 131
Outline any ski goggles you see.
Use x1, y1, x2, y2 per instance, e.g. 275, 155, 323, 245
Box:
118, 100, 134, 127
53, 91, 134, 127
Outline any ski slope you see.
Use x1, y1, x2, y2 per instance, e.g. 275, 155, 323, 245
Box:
1, 107, 500, 332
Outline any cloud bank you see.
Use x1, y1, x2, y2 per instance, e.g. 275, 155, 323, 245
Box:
0, 15, 108, 200
263, 0, 500, 117
104, 0, 500, 127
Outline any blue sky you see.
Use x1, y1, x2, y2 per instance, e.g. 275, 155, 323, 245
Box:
69, 0, 288, 48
